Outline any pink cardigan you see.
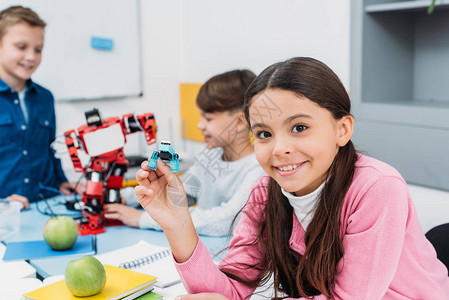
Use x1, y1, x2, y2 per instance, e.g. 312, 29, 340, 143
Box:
175, 154, 449, 299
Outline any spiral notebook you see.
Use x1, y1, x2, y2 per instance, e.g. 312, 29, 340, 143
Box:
95, 240, 181, 288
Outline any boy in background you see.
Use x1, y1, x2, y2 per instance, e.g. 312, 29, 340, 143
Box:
0, 6, 81, 208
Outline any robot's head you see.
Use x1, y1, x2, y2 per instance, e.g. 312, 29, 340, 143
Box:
85, 108, 102, 127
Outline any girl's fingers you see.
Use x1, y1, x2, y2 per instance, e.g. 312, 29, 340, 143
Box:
137, 160, 159, 183
152, 159, 177, 185
134, 185, 153, 197
140, 160, 151, 170
134, 186, 154, 209
134, 186, 154, 206
104, 212, 120, 220
104, 204, 120, 212
155, 158, 173, 179
143, 158, 174, 183
147, 168, 159, 182
136, 169, 151, 187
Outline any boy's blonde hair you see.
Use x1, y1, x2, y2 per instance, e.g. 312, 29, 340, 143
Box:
0, 6, 46, 40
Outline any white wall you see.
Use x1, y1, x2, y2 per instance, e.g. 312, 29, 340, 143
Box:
55, 0, 183, 179
179, 0, 351, 84
55, 0, 351, 178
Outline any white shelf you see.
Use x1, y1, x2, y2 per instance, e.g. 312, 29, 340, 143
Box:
355, 102, 449, 130
366, 0, 449, 13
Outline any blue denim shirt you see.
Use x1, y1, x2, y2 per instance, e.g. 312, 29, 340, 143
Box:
0, 78, 67, 202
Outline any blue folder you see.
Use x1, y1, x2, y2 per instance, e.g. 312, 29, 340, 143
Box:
2, 235, 96, 261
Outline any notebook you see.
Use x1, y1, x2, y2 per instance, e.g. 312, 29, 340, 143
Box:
95, 240, 181, 288
3, 234, 96, 261
135, 291, 163, 300
23, 264, 157, 300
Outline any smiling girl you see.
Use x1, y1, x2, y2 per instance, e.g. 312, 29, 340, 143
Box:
134, 57, 449, 299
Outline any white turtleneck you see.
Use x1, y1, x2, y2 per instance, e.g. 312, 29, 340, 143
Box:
281, 182, 325, 231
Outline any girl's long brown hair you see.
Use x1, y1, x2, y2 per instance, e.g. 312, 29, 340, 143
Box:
223, 57, 358, 298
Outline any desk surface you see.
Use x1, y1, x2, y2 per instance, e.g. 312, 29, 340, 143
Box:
6, 197, 230, 298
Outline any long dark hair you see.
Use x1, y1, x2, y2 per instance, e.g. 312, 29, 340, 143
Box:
224, 57, 358, 298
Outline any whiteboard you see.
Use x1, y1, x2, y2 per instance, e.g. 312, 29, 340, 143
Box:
1, 0, 142, 101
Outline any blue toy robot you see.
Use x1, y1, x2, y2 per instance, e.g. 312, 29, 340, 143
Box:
148, 141, 180, 173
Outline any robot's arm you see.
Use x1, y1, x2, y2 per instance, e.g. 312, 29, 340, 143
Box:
64, 129, 84, 172
122, 113, 157, 145
148, 151, 160, 171
170, 153, 180, 173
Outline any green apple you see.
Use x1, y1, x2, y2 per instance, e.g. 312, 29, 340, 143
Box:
65, 255, 106, 296
43, 216, 78, 250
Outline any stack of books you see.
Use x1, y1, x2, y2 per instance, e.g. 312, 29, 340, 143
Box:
22, 265, 162, 300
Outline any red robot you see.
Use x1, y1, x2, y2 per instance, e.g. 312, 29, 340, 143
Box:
64, 108, 156, 235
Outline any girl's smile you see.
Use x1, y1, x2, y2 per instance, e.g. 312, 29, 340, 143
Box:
273, 161, 306, 176
202, 134, 212, 144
